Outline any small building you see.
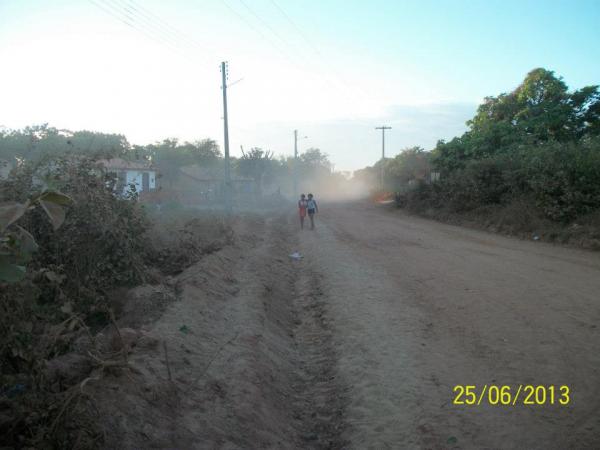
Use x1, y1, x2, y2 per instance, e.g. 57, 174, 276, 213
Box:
98, 158, 157, 196
179, 165, 221, 202
0, 159, 13, 180
428, 171, 441, 183
178, 164, 254, 205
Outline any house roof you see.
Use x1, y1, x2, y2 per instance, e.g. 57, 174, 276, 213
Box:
98, 158, 154, 171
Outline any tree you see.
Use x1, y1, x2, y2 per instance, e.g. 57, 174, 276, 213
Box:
0, 125, 130, 162
432, 68, 600, 172
299, 148, 331, 171
237, 147, 274, 197
144, 138, 221, 186
386, 147, 430, 185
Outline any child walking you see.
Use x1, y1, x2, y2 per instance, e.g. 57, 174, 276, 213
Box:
306, 193, 318, 230
298, 194, 308, 229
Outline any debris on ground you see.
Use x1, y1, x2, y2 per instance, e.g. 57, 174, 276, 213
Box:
289, 251, 303, 260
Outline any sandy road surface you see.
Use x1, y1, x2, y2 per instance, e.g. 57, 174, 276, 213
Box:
93, 202, 600, 449
299, 201, 600, 449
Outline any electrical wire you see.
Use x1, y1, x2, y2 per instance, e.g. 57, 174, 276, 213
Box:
91, 0, 190, 57
224, 0, 373, 124
122, 0, 219, 58
269, 0, 321, 56
89, 0, 216, 70
220, 0, 312, 76
237, 0, 289, 48
220, 0, 285, 56
266, 0, 374, 114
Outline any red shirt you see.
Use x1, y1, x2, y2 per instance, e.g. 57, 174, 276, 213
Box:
298, 199, 308, 216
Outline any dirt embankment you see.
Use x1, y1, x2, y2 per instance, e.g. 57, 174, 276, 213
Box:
402, 198, 600, 251
81, 213, 347, 449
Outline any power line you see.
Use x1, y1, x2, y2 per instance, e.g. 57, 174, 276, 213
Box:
275, 14, 374, 119
220, 0, 287, 58
221, 0, 334, 85
262, 1, 374, 123
91, 0, 190, 57
112, 0, 197, 52
269, 0, 321, 56
123, 0, 219, 58
237, 0, 289, 48
221, 1, 376, 157
237, 0, 352, 95
220, 0, 320, 82
90, 0, 215, 68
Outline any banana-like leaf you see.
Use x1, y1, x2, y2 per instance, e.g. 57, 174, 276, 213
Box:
0, 201, 29, 232
16, 226, 38, 254
39, 200, 66, 230
12, 226, 39, 263
39, 190, 73, 206
0, 256, 26, 282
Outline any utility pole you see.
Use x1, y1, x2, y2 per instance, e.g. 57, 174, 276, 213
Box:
293, 129, 298, 197
375, 126, 391, 190
221, 61, 232, 212
292, 130, 308, 197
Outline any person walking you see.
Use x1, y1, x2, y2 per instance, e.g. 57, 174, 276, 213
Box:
306, 193, 318, 230
298, 193, 308, 229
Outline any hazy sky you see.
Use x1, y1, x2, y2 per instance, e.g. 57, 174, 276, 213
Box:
1, 0, 599, 170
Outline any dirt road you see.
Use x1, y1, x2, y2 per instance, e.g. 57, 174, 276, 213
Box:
93, 202, 600, 449
299, 202, 600, 449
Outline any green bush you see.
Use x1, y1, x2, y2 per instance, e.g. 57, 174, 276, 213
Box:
0, 156, 151, 447
522, 138, 600, 221
423, 68, 600, 223
4, 157, 150, 312
421, 156, 517, 212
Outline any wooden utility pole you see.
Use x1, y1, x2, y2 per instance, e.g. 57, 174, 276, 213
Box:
293, 129, 298, 196
221, 61, 232, 212
375, 126, 391, 190
293, 130, 308, 197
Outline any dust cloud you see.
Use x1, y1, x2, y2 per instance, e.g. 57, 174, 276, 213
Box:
293, 173, 370, 203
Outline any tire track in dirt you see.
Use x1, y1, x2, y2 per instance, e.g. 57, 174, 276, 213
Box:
263, 213, 348, 449
302, 202, 600, 449
88, 212, 348, 449
290, 260, 348, 449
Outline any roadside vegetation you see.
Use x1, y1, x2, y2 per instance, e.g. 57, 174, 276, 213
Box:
357, 68, 600, 248
0, 123, 345, 447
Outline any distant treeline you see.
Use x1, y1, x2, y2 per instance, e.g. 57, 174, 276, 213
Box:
0, 125, 340, 195
357, 68, 600, 223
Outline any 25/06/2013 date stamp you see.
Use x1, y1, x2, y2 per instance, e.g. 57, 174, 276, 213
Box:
453, 385, 570, 406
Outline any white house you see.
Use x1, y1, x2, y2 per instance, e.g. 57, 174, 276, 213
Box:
0, 159, 13, 180
98, 158, 157, 196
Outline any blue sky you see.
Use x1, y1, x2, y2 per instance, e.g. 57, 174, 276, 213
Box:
1, 0, 599, 170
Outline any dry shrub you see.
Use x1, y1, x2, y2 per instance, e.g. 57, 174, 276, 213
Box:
146, 213, 234, 275
0, 156, 150, 448
1, 156, 238, 448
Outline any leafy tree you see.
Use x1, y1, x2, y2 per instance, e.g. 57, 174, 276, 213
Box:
432, 68, 600, 173
237, 147, 274, 196
386, 147, 430, 185
299, 148, 332, 172
424, 68, 600, 221
0, 125, 130, 162
143, 138, 221, 186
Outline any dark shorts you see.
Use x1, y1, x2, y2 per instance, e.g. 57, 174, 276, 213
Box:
307, 208, 316, 215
